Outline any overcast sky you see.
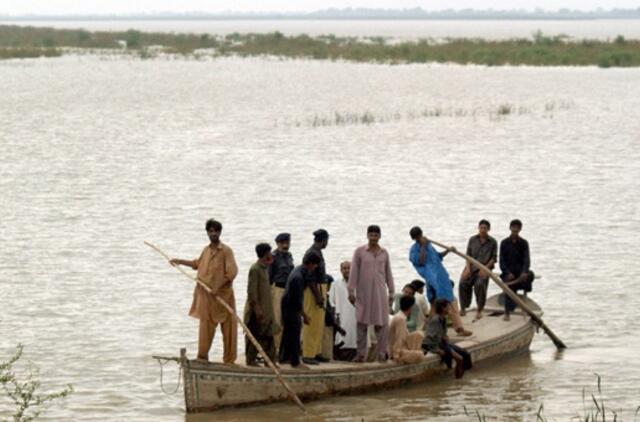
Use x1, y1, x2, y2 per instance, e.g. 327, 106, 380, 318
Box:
2, 1, 639, 15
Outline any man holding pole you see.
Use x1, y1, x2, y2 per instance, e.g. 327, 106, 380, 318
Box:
409, 226, 472, 337
244, 243, 279, 367
169, 219, 238, 363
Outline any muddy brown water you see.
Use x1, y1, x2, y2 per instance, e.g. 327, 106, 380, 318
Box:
1, 55, 639, 420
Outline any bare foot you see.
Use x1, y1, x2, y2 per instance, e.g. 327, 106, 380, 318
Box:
455, 327, 473, 337
474, 311, 483, 321
460, 308, 467, 317
503, 314, 511, 321
292, 363, 310, 370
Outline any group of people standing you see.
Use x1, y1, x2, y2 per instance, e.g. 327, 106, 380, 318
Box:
169, 217, 533, 378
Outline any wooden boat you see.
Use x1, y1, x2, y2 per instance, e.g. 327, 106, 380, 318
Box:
156, 294, 542, 413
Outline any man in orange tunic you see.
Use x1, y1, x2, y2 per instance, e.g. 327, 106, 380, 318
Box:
170, 219, 238, 363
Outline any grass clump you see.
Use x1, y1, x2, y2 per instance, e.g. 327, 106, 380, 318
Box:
0, 47, 61, 59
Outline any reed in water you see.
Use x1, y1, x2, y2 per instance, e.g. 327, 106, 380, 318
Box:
464, 374, 640, 421
1, 25, 639, 67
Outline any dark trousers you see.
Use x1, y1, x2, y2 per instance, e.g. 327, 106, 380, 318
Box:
334, 346, 357, 362
442, 343, 472, 370
459, 272, 489, 311
245, 315, 275, 366
502, 271, 535, 313
279, 311, 301, 366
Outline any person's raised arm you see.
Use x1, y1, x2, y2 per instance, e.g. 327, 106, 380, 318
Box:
169, 258, 197, 270
438, 244, 450, 259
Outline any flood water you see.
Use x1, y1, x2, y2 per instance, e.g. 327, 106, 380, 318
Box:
1, 55, 639, 420
3, 19, 640, 40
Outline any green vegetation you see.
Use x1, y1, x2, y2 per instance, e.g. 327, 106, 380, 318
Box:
0, 47, 60, 59
1, 344, 73, 422
1, 24, 640, 67
282, 101, 567, 128
464, 375, 640, 422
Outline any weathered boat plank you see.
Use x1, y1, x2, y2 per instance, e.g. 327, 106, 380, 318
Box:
167, 296, 538, 413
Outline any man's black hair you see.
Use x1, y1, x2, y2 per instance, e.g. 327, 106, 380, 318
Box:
403, 283, 416, 293
509, 219, 523, 229
367, 225, 381, 234
205, 219, 222, 232
303, 253, 321, 266
400, 295, 415, 312
409, 226, 423, 240
313, 229, 329, 242
255, 243, 272, 259
435, 298, 450, 314
479, 219, 491, 229
410, 279, 425, 290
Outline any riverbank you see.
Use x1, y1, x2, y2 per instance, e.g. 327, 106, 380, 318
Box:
1, 24, 639, 67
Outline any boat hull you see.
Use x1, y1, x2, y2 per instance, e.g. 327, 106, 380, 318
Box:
180, 311, 535, 413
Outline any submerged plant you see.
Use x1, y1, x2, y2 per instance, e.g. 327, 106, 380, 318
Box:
464, 375, 639, 422
0, 344, 73, 422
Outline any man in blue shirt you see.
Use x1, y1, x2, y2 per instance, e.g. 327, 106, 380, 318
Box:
409, 226, 472, 337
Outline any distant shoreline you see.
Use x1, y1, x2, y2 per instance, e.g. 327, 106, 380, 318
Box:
2, 7, 639, 21
3, 17, 640, 21
1, 25, 639, 68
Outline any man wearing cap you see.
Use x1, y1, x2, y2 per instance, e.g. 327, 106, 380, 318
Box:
169, 219, 238, 363
269, 233, 294, 356
244, 243, 279, 366
348, 225, 395, 362
409, 226, 472, 337
301, 229, 329, 365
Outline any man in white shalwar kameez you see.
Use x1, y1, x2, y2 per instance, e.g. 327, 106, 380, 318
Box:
329, 261, 358, 361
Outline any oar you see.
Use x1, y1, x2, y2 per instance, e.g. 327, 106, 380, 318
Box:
144, 241, 307, 413
429, 238, 567, 350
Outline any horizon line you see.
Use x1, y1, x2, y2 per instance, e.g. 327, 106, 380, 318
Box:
1, 7, 640, 20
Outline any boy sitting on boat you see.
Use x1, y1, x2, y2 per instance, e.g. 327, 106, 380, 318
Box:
388, 296, 425, 364
422, 299, 473, 378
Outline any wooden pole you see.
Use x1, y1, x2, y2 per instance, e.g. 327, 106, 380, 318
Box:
144, 241, 307, 413
428, 238, 567, 350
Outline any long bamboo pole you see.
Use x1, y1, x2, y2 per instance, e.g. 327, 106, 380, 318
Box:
428, 238, 567, 350
144, 241, 307, 413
